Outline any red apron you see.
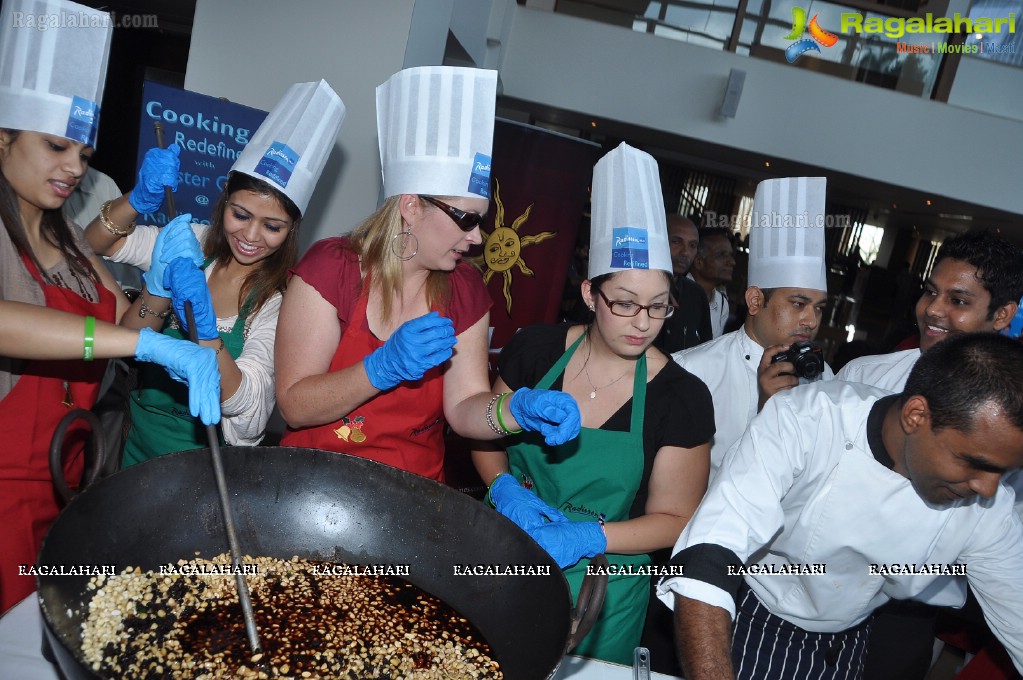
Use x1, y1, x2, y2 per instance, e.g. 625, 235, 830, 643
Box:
282, 294, 447, 481
0, 253, 115, 613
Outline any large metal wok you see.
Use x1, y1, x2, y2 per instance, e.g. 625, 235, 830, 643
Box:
37, 440, 606, 679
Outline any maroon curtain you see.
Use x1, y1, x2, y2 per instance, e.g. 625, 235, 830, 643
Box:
446, 121, 600, 491
472, 120, 601, 368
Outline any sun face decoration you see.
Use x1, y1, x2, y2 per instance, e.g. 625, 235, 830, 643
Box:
470, 178, 557, 315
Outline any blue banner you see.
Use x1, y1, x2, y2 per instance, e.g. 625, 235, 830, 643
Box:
136, 81, 268, 225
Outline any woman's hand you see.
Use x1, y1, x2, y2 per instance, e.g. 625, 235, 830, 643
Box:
134, 328, 220, 425
364, 311, 456, 391
143, 214, 201, 297
487, 473, 566, 531
508, 388, 581, 446
527, 521, 606, 569
129, 144, 180, 213
165, 258, 218, 341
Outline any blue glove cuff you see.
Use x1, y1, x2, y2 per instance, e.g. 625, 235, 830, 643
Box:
363, 347, 395, 392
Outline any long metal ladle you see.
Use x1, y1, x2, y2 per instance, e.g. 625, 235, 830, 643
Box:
153, 121, 263, 655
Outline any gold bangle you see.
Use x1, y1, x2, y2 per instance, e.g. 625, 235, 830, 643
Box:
99, 199, 136, 237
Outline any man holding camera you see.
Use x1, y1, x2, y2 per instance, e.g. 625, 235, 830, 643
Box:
673, 177, 831, 479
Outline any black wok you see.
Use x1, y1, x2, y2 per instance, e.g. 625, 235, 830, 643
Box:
38, 442, 606, 679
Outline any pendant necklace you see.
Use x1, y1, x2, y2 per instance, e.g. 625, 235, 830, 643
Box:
575, 332, 633, 399
583, 364, 632, 399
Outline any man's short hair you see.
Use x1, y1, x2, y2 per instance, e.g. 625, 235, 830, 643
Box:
934, 231, 1023, 317
903, 332, 1023, 432
696, 228, 732, 257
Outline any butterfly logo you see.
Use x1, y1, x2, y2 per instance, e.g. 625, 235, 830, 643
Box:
784, 7, 839, 63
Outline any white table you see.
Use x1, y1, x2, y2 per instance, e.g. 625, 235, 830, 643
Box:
0, 595, 681, 679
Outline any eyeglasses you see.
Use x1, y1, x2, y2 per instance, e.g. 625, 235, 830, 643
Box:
419, 195, 486, 232
596, 289, 676, 319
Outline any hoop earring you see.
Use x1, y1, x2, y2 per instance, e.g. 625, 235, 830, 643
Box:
390, 230, 419, 261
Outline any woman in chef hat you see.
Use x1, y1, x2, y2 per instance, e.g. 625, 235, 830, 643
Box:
0, 0, 219, 613
472, 143, 714, 664
86, 80, 345, 465
275, 66, 580, 482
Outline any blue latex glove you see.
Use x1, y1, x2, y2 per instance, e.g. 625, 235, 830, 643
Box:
364, 311, 456, 391
488, 474, 568, 532
527, 521, 606, 569
508, 387, 582, 446
143, 213, 202, 297
134, 328, 221, 425
165, 258, 218, 341
129, 144, 180, 213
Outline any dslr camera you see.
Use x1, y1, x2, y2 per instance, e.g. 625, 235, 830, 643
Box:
771, 340, 825, 380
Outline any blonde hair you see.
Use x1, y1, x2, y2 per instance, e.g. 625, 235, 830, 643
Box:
347, 195, 451, 324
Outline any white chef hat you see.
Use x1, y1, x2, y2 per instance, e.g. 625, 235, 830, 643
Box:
748, 177, 828, 292
376, 66, 497, 200
0, 0, 113, 148
230, 79, 345, 216
588, 142, 673, 280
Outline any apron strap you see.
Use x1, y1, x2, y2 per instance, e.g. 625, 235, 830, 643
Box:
535, 330, 585, 391
629, 353, 647, 433
534, 328, 647, 436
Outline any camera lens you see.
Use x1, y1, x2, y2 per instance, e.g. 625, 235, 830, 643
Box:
799, 357, 823, 379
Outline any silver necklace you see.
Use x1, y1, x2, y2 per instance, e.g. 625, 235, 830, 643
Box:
575, 332, 633, 399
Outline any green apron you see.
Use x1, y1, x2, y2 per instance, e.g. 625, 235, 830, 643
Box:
122, 264, 248, 466
507, 332, 650, 665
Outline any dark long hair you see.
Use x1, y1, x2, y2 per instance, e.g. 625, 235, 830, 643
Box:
0, 129, 101, 284
203, 172, 302, 316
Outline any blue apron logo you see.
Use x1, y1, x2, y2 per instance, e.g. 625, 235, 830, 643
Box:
65, 96, 99, 147
468, 152, 491, 198
254, 141, 299, 188
610, 227, 650, 269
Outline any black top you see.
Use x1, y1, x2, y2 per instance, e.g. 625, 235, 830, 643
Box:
499, 324, 715, 518
654, 275, 713, 353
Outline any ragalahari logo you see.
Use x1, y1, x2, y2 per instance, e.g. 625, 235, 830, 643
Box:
784, 7, 839, 62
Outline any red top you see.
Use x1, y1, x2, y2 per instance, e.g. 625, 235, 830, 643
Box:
291, 237, 491, 336
281, 238, 492, 481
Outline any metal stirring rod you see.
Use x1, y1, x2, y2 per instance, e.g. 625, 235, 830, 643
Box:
153, 121, 263, 655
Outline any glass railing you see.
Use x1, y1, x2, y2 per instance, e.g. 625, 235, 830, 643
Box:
567, 0, 1022, 102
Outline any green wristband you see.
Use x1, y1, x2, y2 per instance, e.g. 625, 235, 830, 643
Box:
82, 316, 96, 362
495, 392, 523, 435
484, 473, 506, 508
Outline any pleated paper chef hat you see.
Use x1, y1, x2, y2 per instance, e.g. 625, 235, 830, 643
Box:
231, 79, 346, 216
588, 142, 673, 279
376, 66, 497, 200
0, 0, 113, 148
748, 177, 828, 292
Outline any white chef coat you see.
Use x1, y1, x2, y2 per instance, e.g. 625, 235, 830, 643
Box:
656, 381, 1023, 673
836, 348, 920, 392
673, 328, 833, 478
837, 344, 1023, 532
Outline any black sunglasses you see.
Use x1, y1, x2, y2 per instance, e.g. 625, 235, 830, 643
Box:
420, 195, 486, 232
